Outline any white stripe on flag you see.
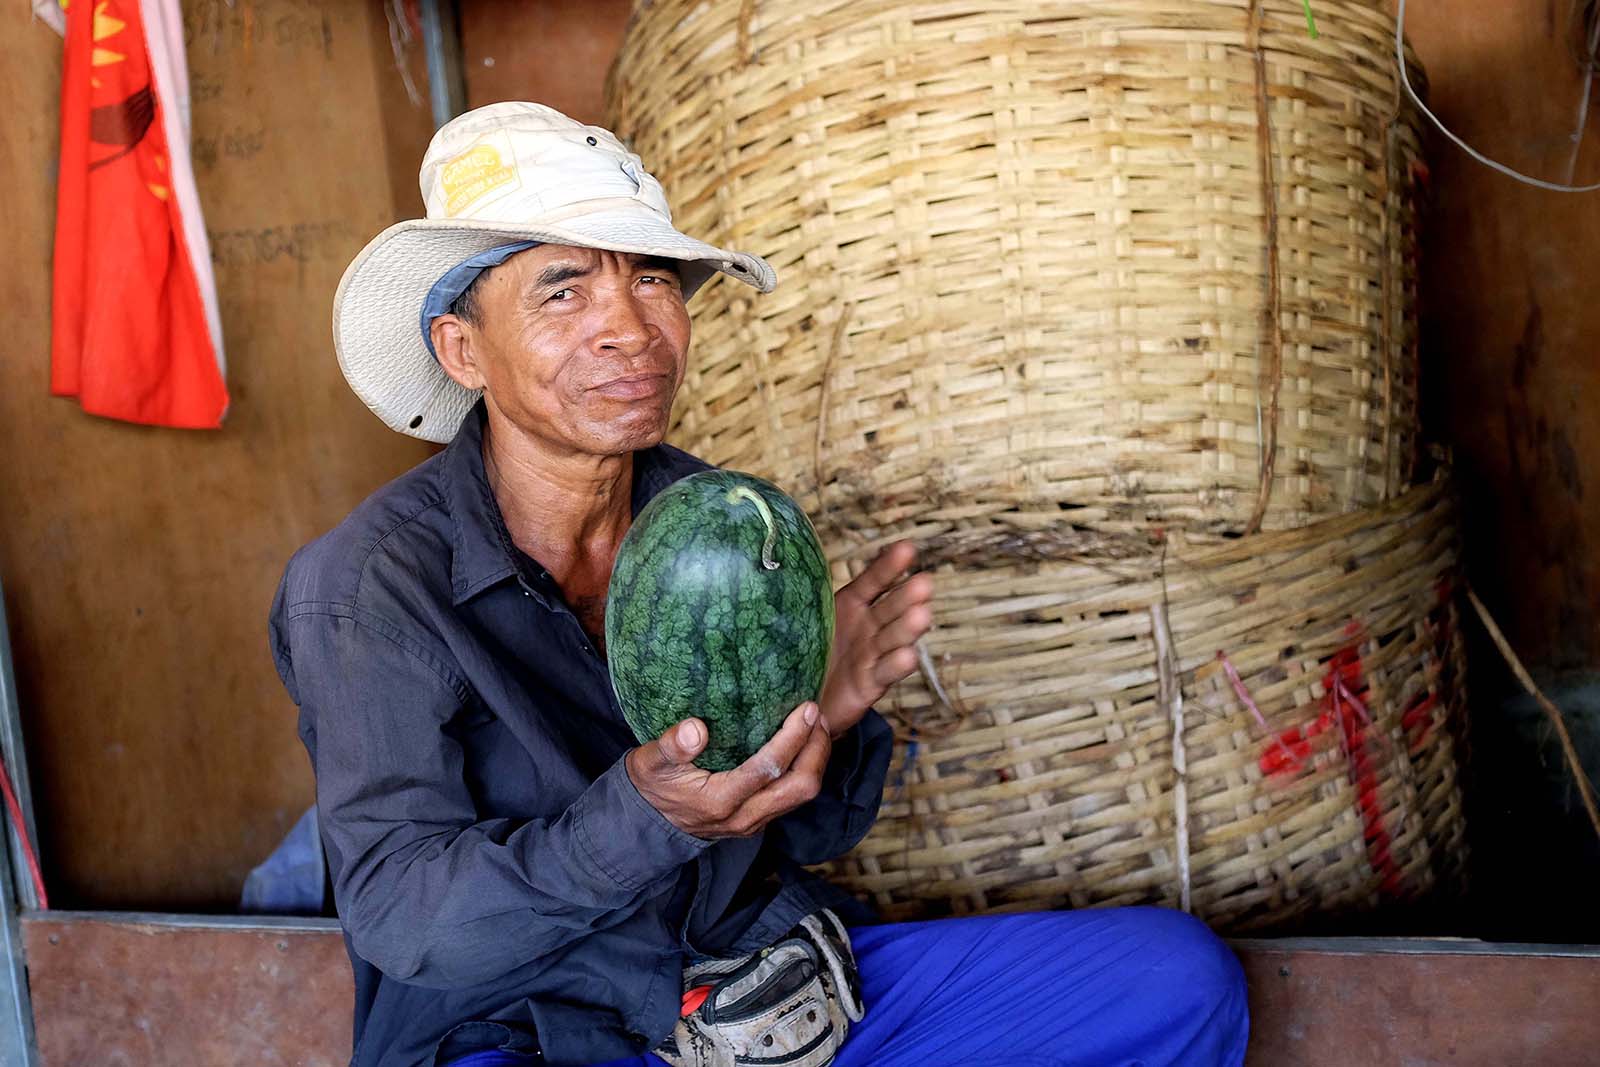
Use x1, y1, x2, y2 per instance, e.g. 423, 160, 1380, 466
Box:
140, 0, 228, 381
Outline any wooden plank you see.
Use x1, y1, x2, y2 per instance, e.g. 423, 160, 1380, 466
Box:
0, 1, 437, 908
20, 915, 1600, 1066
1239, 939, 1600, 1066
459, 0, 633, 125
23, 914, 352, 1067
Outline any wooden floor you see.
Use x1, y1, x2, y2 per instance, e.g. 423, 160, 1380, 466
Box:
18, 913, 1600, 1066
1233, 937, 1600, 1066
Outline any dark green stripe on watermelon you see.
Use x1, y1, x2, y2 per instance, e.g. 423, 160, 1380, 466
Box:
607, 470, 834, 773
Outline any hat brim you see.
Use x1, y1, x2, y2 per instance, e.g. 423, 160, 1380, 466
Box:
332, 213, 776, 443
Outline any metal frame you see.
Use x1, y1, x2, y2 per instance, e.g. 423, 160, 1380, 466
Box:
0, 821, 38, 1066
419, 0, 467, 130
33, 911, 340, 933
0, 587, 40, 912
1229, 936, 1600, 958
24, 910, 1600, 959
0, 581, 39, 1064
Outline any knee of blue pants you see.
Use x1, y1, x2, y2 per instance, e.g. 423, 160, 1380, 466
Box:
843, 907, 1249, 1067
1127, 908, 1249, 1042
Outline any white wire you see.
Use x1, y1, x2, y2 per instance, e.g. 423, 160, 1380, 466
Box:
1567, 4, 1600, 183
1396, 0, 1600, 192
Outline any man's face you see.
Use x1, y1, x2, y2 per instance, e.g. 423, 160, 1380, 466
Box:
442, 245, 692, 458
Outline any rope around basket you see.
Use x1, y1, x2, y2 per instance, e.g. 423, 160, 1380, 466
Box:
813, 302, 855, 536
736, 0, 758, 66
1246, 0, 1285, 537
1378, 63, 1409, 501
1150, 595, 1191, 913
907, 640, 973, 741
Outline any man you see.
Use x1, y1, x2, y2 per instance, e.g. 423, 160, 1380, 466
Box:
271, 102, 1248, 1067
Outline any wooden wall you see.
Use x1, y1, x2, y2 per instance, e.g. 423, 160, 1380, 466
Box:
1403, 0, 1600, 939
460, 0, 633, 127
0, 2, 436, 908
1404, 0, 1600, 671
2, 0, 1593, 912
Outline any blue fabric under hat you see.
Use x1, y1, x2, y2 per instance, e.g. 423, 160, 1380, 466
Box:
419, 241, 541, 360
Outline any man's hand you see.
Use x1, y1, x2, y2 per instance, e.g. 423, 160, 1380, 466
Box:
626, 702, 833, 838
819, 541, 935, 738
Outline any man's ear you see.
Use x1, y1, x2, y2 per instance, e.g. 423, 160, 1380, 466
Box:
430, 314, 485, 391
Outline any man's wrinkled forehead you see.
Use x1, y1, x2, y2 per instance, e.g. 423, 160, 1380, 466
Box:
497, 244, 684, 287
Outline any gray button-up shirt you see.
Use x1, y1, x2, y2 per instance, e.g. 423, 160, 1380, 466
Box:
269, 404, 893, 1066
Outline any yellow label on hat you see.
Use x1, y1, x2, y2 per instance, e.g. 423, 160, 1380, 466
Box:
438, 136, 520, 217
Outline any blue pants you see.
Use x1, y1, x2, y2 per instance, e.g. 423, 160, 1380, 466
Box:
452, 907, 1249, 1067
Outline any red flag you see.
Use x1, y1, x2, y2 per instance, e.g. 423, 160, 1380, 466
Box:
52, 0, 228, 429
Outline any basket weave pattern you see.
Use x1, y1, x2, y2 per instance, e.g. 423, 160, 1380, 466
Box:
823, 482, 1466, 930
609, 0, 1427, 546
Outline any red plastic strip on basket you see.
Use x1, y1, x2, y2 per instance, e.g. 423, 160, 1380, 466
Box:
0, 756, 46, 908
1401, 693, 1437, 734
1218, 651, 1306, 775
1325, 647, 1404, 897
1333, 675, 1371, 725
1400, 580, 1456, 746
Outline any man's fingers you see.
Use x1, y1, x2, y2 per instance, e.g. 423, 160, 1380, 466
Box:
716, 701, 818, 797
627, 719, 712, 818
756, 717, 831, 799
637, 704, 840, 838
738, 720, 833, 833
869, 572, 935, 626
841, 541, 919, 606
655, 717, 709, 767
872, 603, 935, 657
870, 645, 921, 689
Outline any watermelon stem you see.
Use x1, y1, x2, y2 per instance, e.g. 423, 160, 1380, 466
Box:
728, 486, 781, 571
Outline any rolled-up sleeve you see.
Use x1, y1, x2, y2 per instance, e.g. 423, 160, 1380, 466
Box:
765, 709, 893, 865
279, 602, 709, 989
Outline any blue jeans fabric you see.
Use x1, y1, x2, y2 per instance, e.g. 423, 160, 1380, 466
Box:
451, 907, 1250, 1067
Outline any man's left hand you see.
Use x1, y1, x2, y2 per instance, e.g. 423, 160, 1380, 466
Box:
818, 541, 935, 738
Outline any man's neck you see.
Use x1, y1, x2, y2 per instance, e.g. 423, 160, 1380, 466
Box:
480, 411, 635, 591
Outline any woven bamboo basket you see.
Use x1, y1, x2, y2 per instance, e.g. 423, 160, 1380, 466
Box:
608, 0, 1428, 545
816, 479, 1466, 931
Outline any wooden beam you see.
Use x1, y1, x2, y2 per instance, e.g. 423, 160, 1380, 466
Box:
18, 914, 1600, 1067
1237, 938, 1600, 1066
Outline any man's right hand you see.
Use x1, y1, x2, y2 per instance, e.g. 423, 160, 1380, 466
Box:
625, 702, 833, 839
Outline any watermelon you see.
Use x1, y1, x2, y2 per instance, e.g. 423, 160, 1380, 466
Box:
606, 470, 834, 772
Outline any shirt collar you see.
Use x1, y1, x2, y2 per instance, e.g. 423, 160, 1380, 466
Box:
439, 401, 694, 606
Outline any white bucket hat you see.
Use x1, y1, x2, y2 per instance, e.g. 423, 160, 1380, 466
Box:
332, 101, 777, 443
